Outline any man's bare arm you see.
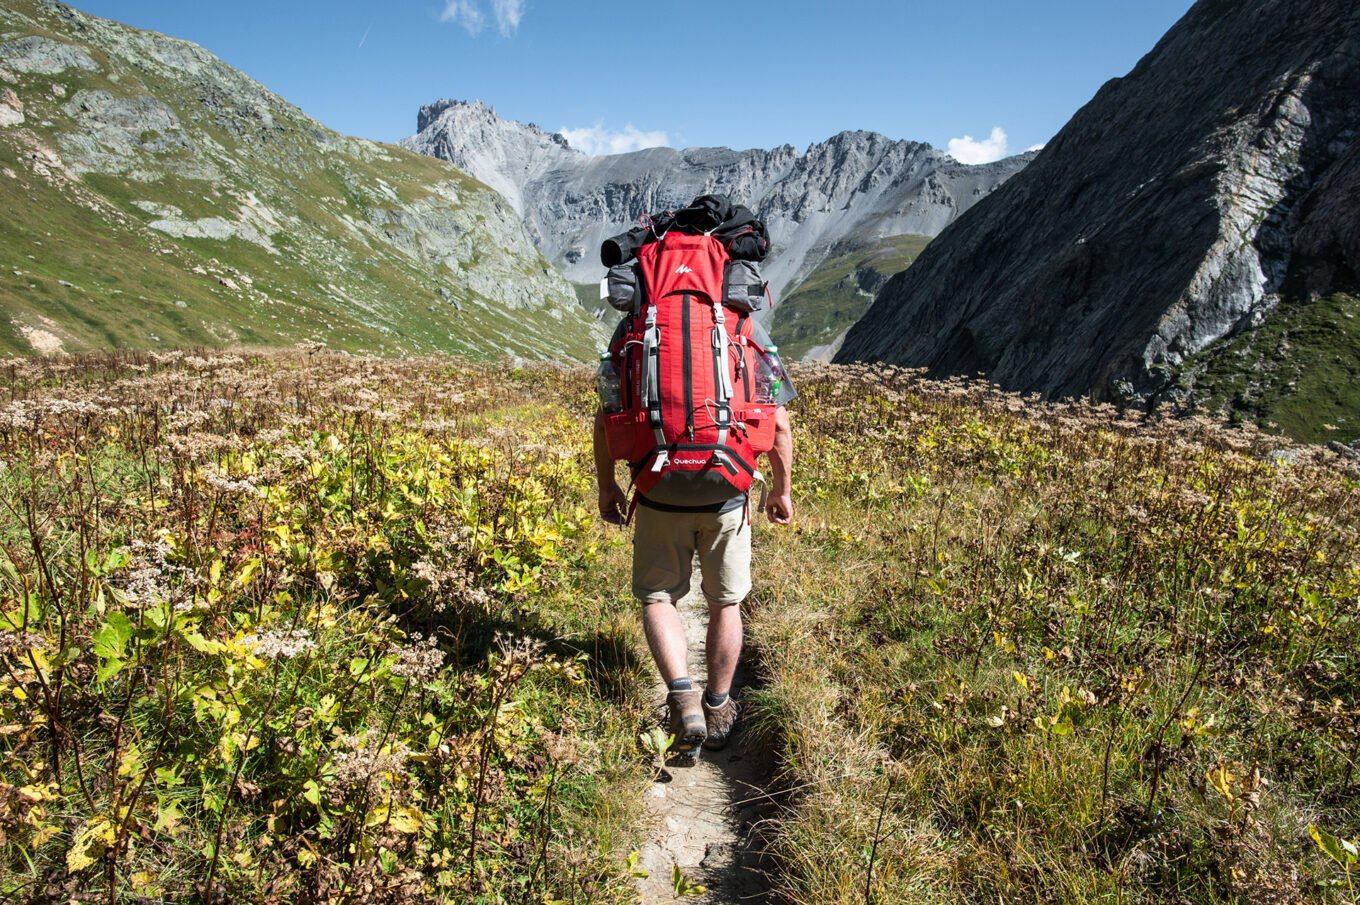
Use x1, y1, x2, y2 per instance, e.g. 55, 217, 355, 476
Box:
765, 407, 794, 524
593, 412, 627, 524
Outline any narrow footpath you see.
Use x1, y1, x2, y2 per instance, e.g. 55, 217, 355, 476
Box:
633, 589, 778, 904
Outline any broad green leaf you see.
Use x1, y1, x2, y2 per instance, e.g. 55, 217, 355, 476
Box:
95, 658, 126, 683
92, 612, 134, 661
181, 630, 227, 655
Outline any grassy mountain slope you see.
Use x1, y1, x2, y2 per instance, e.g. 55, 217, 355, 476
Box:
1177, 293, 1360, 444
0, 0, 602, 359
772, 235, 930, 360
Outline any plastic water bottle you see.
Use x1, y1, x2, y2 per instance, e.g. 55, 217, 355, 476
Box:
596, 352, 621, 413
754, 345, 783, 405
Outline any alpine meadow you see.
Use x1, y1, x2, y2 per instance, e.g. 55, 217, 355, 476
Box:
3, 0, 1360, 903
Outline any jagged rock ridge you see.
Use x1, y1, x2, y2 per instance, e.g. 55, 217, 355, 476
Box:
402, 99, 1032, 300
0, 1, 602, 359
837, 0, 1360, 408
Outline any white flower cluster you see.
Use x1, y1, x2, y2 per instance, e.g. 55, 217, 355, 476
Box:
242, 627, 315, 659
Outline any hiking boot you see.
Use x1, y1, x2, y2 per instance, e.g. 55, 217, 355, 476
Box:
702, 696, 740, 750
667, 689, 707, 756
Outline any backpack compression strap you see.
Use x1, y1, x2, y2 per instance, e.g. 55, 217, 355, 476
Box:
710, 300, 733, 465
642, 303, 668, 473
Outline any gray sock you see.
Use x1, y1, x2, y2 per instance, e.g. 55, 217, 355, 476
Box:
668, 677, 693, 692
704, 689, 729, 707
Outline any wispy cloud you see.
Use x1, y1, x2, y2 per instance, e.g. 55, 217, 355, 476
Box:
492, 0, 524, 36
440, 0, 487, 35
558, 123, 670, 157
1025, 142, 1046, 153
358, 23, 372, 49
947, 126, 1009, 165
440, 0, 524, 36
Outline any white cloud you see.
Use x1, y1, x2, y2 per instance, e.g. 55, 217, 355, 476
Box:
493, 0, 524, 35
558, 123, 670, 157
440, 0, 486, 35
1025, 142, 1046, 153
440, 0, 524, 36
947, 126, 1009, 165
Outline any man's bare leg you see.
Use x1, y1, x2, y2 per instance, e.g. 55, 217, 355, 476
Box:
642, 600, 690, 684
704, 601, 742, 697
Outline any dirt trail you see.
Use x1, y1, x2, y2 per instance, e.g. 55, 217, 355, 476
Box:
633, 590, 778, 904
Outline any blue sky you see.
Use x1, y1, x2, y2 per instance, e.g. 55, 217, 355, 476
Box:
73, 0, 1196, 162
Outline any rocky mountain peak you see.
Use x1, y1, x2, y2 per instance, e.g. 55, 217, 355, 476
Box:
402, 104, 1031, 301
407, 98, 581, 217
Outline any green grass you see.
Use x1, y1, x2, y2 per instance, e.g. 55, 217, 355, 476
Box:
772, 235, 931, 360
1180, 293, 1360, 443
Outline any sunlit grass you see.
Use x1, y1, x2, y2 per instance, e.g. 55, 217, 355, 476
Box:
747, 364, 1360, 904
1, 350, 1356, 903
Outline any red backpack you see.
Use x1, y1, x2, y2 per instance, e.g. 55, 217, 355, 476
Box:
599, 229, 777, 498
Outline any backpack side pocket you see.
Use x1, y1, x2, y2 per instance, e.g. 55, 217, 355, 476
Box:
605, 263, 643, 312
721, 260, 766, 313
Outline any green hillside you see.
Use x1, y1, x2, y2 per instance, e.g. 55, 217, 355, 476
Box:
1177, 293, 1360, 444
773, 234, 931, 360
0, 0, 603, 359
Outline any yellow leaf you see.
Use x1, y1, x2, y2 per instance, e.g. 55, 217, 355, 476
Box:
236, 557, 262, 588
1012, 671, 1029, 691
67, 816, 115, 872
366, 804, 423, 834
1207, 762, 1236, 801
154, 805, 183, 834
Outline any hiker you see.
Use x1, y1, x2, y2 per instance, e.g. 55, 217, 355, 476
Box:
591, 195, 796, 759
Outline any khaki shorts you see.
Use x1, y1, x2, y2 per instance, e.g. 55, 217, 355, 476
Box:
632, 503, 751, 607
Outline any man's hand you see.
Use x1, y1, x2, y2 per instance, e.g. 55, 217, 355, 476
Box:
598, 481, 628, 526
765, 490, 793, 524
593, 412, 627, 525
764, 407, 794, 525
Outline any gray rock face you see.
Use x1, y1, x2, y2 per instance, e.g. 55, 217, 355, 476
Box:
402, 100, 1030, 297
837, 0, 1360, 406
60, 89, 212, 180
0, 35, 99, 74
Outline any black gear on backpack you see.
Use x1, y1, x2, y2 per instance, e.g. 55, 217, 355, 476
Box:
600, 193, 769, 267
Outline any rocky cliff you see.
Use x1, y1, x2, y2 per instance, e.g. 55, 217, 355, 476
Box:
837, 0, 1360, 420
402, 100, 1031, 301
0, 1, 602, 359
